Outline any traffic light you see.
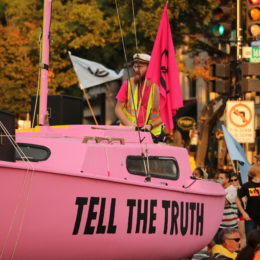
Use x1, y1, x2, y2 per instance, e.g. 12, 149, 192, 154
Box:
246, 0, 260, 39
239, 61, 260, 92
210, 63, 231, 94
211, 0, 234, 38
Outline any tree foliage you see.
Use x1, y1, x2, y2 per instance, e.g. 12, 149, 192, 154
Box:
0, 0, 217, 119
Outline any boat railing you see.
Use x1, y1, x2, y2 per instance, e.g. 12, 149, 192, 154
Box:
82, 136, 125, 145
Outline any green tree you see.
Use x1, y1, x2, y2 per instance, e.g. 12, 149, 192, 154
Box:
0, 24, 39, 117
0, 0, 218, 119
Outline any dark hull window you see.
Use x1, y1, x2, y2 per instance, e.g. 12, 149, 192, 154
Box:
126, 156, 179, 180
15, 143, 51, 162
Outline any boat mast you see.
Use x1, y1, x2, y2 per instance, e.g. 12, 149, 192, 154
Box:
39, 0, 52, 125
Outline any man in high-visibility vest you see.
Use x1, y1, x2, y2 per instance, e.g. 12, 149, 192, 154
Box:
115, 53, 164, 142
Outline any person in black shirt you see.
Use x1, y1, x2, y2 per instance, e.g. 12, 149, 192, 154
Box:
236, 164, 260, 235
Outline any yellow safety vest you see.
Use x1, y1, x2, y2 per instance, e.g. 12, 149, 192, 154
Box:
123, 78, 161, 136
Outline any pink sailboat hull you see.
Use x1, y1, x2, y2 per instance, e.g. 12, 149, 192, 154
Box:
0, 125, 225, 260
0, 0, 226, 258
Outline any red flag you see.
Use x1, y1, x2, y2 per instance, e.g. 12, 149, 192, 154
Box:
146, 2, 183, 131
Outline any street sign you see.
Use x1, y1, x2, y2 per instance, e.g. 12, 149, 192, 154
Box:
242, 46, 252, 58
250, 47, 260, 62
226, 101, 255, 143
251, 40, 260, 47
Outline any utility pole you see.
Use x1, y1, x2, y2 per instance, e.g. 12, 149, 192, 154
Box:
232, 0, 243, 98
236, 0, 243, 60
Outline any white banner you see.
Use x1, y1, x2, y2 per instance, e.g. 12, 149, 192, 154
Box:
69, 52, 123, 89
226, 101, 255, 143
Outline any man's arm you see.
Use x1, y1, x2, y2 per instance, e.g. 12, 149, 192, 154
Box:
235, 196, 251, 221
115, 100, 136, 127
141, 117, 163, 131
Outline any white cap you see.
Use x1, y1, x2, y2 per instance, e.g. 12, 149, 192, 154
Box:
133, 53, 151, 63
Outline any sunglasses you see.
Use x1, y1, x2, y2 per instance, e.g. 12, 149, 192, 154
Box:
133, 65, 147, 70
227, 238, 240, 242
230, 178, 238, 182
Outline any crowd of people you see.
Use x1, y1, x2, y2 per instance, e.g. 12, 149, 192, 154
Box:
189, 156, 260, 260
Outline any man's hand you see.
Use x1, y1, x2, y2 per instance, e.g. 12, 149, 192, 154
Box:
114, 100, 136, 130
129, 123, 137, 130
141, 124, 153, 132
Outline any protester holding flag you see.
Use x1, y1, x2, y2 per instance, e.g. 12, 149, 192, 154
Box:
115, 2, 183, 142
115, 53, 164, 142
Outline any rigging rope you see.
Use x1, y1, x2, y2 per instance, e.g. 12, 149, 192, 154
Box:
131, 0, 138, 51
114, 0, 139, 131
114, 0, 128, 64
114, 0, 150, 178
144, 143, 151, 180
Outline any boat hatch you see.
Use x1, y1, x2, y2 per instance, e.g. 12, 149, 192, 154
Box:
126, 156, 179, 180
15, 143, 51, 162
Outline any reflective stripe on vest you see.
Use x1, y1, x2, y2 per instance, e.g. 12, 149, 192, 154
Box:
123, 78, 161, 136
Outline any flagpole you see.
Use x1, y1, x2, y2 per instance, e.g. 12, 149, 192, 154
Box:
81, 86, 98, 125
230, 158, 238, 174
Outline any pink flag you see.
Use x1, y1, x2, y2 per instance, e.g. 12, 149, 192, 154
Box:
146, 2, 183, 131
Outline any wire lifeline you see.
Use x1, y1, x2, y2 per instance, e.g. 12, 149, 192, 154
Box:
0, 122, 35, 260
10, 166, 35, 260
0, 123, 34, 257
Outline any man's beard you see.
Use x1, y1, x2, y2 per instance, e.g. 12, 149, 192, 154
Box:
134, 73, 145, 85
